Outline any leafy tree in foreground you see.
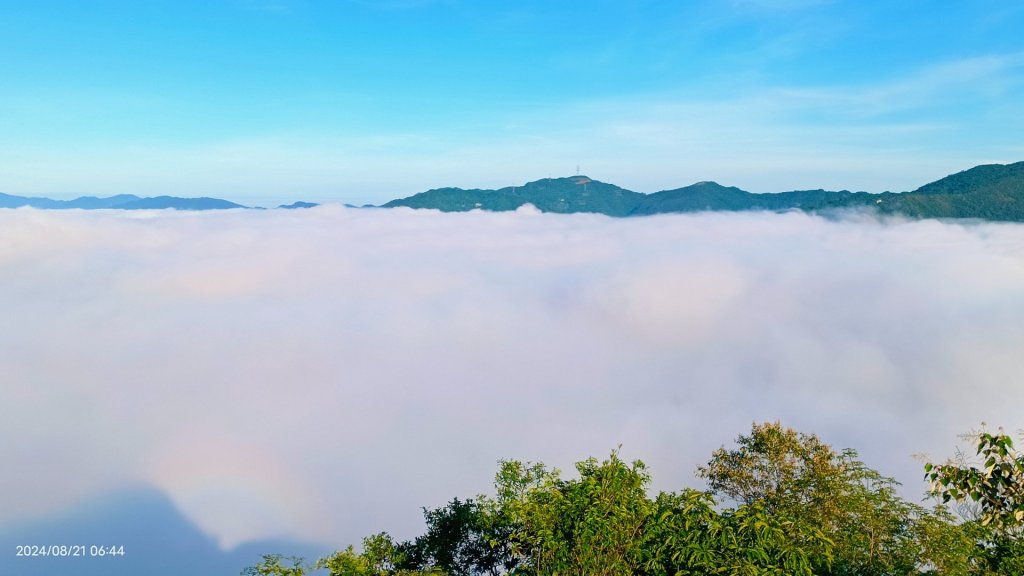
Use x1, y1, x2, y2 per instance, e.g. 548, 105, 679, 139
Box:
244, 450, 827, 576
699, 421, 973, 575
241, 554, 309, 576
926, 430, 1024, 575
641, 490, 826, 575
399, 497, 519, 576
925, 431, 1024, 531
315, 532, 443, 576
494, 453, 652, 575
245, 423, 1009, 576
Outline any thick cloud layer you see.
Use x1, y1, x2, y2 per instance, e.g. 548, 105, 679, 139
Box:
2, 206, 1024, 549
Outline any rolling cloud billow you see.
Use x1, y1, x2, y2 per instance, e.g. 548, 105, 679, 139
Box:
2, 205, 1024, 563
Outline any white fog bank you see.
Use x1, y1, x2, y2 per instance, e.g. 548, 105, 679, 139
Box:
2, 206, 1023, 547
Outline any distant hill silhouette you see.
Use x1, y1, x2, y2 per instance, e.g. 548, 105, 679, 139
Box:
4, 161, 1024, 220
116, 196, 246, 210
0, 193, 246, 210
0, 486, 328, 576
279, 201, 320, 209
384, 161, 1024, 221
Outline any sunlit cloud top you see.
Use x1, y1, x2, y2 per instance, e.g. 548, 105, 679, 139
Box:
3, 207, 1024, 547
1, 1, 1022, 204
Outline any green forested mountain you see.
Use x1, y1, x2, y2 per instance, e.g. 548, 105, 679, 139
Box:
871, 161, 1024, 220
629, 182, 878, 214
382, 176, 644, 215
914, 162, 1024, 195
383, 161, 1024, 221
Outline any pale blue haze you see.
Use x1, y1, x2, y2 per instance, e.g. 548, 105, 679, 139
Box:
1, 0, 1022, 204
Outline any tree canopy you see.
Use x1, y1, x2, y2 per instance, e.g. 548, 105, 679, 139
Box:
926, 430, 1024, 575
244, 423, 1024, 576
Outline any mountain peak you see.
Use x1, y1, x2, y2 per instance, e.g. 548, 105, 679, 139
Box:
385, 175, 642, 214
912, 161, 1024, 195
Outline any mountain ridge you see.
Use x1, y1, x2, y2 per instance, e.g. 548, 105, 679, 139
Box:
3, 161, 1024, 221
0, 192, 246, 211
384, 161, 1024, 221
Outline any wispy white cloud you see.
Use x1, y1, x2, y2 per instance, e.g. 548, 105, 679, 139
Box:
772, 52, 1024, 118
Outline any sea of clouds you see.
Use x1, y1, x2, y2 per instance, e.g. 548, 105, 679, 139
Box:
2, 205, 1024, 550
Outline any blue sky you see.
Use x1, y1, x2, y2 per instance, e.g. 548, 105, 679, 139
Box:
1, 0, 1023, 205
